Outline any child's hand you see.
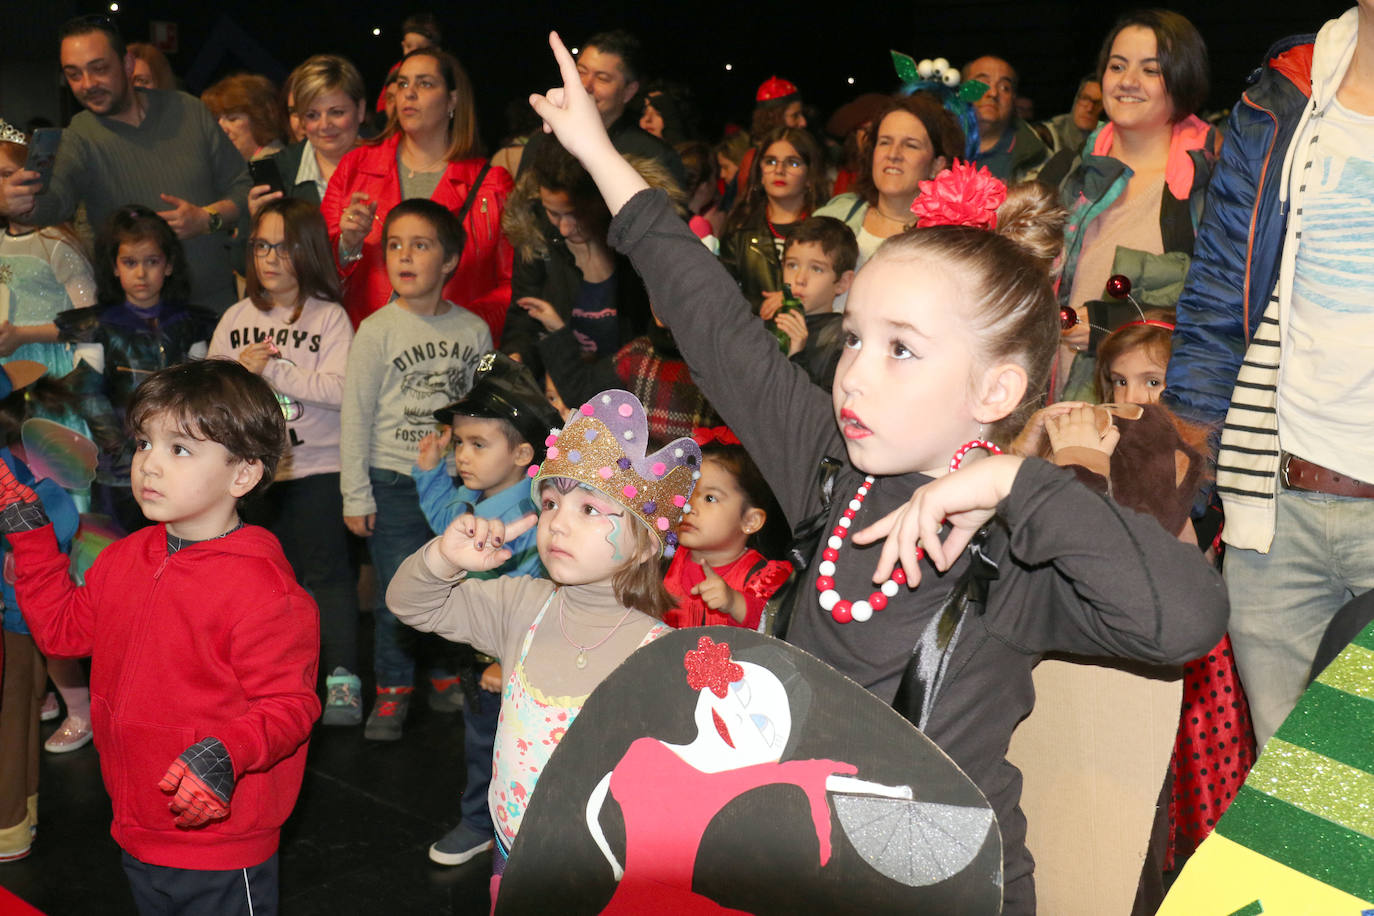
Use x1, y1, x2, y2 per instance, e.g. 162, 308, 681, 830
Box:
339, 191, 378, 252
437, 512, 537, 572
528, 32, 619, 164
1046, 405, 1120, 456
416, 428, 452, 472
1061, 306, 1090, 352
851, 455, 1025, 585
246, 184, 284, 221
517, 296, 565, 332
775, 309, 809, 357
759, 290, 785, 320
1009, 402, 1087, 457
158, 737, 233, 828
480, 662, 503, 693
238, 340, 275, 375
0, 459, 47, 534
344, 513, 375, 537
691, 560, 745, 620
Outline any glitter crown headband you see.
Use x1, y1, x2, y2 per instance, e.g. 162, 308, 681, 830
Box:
531, 390, 701, 556
0, 119, 27, 145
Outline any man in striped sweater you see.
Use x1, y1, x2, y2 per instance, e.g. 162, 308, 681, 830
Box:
1164, 6, 1374, 747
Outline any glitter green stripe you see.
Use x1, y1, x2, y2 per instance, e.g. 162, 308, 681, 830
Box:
1272, 682, 1374, 774
1350, 622, 1374, 653
1226, 903, 1263, 916
1247, 739, 1374, 839
1316, 643, 1374, 701
1217, 787, 1374, 901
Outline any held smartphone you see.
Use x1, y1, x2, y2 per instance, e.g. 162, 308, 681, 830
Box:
23, 128, 62, 194
248, 157, 286, 195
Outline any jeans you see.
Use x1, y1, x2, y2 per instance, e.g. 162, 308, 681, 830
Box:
1224, 486, 1374, 746
241, 473, 359, 675
460, 686, 500, 834
367, 468, 455, 688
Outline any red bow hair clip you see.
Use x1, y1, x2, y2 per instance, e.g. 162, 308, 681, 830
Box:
692, 426, 740, 447
684, 636, 743, 698
910, 160, 1006, 231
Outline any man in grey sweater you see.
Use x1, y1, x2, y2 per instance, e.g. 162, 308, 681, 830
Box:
0, 16, 249, 311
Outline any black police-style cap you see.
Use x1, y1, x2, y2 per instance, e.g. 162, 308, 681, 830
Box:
433, 352, 563, 459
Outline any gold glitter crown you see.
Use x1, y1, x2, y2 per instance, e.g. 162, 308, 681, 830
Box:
530, 390, 701, 556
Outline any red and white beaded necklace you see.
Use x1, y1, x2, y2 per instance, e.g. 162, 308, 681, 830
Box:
817, 440, 1001, 624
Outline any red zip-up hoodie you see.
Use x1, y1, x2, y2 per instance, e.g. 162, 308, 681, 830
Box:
10, 523, 320, 869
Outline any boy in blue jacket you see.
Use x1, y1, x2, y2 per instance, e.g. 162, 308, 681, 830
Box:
410, 351, 561, 867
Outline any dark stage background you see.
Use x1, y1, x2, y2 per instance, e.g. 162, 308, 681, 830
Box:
1, 2, 1354, 147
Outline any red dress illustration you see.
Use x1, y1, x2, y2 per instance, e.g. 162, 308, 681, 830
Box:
598, 738, 852, 914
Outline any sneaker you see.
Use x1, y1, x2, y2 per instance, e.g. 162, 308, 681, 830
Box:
44, 715, 93, 754
322, 667, 363, 727
40, 692, 60, 722
364, 687, 413, 741
428, 823, 494, 866
427, 675, 464, 713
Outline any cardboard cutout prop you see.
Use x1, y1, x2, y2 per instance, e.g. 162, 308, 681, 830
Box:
495, 629, 1001, 914
1157, 616, 1374, 914
1009, 403, 1254, 913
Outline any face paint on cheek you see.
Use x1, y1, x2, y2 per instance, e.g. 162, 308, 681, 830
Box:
603, 511, 626, 563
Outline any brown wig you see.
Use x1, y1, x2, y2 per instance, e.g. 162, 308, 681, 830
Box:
373, 47, 482, 160
877, 181, 1067, 442
201, 74, 283, 148
850, 93, 965, 208
1096, 9, 1209, 122
127, 359, 287, 499
246, 198, 343, 319
724, 126, 828, 235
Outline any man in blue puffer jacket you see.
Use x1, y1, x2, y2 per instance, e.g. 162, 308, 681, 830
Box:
1163, 6, 1374, 747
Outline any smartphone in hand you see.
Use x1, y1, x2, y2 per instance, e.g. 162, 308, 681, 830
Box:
23, 128, 61, 194
248, 158, 286, 196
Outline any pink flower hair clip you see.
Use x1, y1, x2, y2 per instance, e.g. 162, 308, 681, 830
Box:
910, 160, 1007, 231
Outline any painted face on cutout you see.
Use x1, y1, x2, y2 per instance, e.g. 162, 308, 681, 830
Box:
833, 255, 989, 477
1109, 346, 1167, 405
536, 479, 647, 586
1102, 26, 1174, 134
871, 109, 947, 202
693, 661, 791, 770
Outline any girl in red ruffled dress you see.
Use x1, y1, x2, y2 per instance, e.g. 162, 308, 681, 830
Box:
662, 429, 791, 631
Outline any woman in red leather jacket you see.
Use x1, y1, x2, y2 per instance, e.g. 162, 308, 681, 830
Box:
322, 47, 513, 339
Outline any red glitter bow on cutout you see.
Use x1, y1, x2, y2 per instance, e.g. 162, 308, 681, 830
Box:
910, 160, 1007, 231
684, 636, 743, 697
692, 426, 740, 447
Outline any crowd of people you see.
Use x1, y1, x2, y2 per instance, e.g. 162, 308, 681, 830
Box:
0, 4, 1371, 914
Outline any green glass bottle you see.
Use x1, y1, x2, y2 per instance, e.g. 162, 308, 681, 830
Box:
769, 284, 805, 353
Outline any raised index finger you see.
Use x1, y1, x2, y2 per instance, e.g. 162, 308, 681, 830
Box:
504, 512, 538, 542
548, 31, 581, 93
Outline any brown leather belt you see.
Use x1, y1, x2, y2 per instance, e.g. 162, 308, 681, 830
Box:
1280, 453, 1374, 499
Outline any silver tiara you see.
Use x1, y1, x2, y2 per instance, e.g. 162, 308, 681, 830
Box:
0, 119, 26, 145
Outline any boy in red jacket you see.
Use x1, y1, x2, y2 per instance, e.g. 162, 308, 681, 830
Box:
0, 359, 320, 915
